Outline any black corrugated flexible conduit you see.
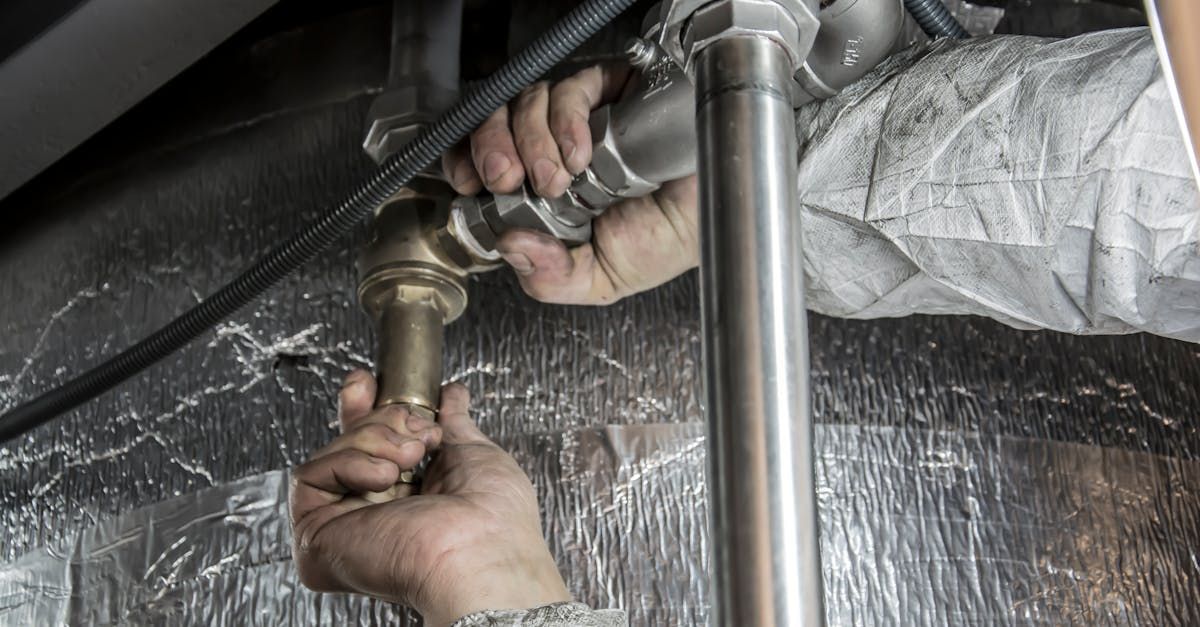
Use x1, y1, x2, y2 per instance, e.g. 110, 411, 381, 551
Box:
0, 0, 638, 443
904, 0, 971, 39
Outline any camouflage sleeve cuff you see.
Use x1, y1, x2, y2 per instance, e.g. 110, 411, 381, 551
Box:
451, 602, 627, 627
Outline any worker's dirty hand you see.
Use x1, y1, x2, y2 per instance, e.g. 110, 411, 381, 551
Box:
289, 370, 570, 626
441, 63, 699, 305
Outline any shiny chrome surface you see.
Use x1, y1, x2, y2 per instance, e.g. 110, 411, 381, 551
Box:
1146, 0, 1200, 186
362, 0, 464, 163
795, 0, 907, 105
695, 35, 823, 626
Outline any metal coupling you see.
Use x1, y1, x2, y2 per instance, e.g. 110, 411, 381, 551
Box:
794, 0, 908, 105
683, 0, 814, 72
653, 0, 819, 76
445, 178, 611, 261
443, 37, 697, 259
363, 86, 459, 164
357, 180, 469, 416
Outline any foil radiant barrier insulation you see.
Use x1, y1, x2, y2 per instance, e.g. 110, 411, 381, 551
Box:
1, 19, 1198, 626
796, 28, 1200, 342
2, 426, 1198, 626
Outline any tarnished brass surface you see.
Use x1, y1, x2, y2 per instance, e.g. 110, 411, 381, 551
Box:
357, 178, 468, 415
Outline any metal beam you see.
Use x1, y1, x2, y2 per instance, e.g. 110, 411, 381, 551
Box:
0, 0, 277, 201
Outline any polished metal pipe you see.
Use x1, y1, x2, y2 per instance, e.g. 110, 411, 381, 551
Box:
695, 35, 824, 626
387, 0, 463, 93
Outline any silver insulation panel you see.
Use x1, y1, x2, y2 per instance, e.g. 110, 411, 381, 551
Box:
2, 425, 1198, 624
1, 10, 1198, 626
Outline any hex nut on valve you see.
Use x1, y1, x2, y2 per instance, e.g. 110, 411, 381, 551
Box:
567, 168, 622, 219
588, 106, 660, 198
683, 0, 820, 72
448, 187, 594, 259
362, 85, 457, 164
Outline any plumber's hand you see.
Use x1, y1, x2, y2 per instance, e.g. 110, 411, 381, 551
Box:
290, 370, 570, 626
441, 63, 699, 305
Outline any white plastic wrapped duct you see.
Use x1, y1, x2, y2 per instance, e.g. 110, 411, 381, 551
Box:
796, 28, 1200, 342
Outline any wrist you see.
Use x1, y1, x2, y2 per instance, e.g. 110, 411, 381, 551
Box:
421, 540, 570, 626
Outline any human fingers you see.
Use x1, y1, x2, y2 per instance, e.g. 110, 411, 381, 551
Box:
511, 82, 572, 198
442, 140, 484, 196
289, 449, 403, 527
548, 63, 632, 174
435, 383, 492, 446
495, 230, 619, 305
338, 369, 377, 433
469, 105, 525, 193
311, 416, 434, 467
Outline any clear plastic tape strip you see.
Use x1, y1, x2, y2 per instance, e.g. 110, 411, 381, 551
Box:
1, 424, 1197, 626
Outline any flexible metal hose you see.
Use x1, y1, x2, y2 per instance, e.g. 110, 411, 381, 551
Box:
0, 0, 637, 443
903, 0, 970, 39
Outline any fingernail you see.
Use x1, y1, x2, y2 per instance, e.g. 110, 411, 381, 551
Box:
502, 251, 534, 276
342, 372, 365, 391
532, 158, 560, 193
419, 427, 440, 448
483, 153, 511, 185
560, 140, 578, 169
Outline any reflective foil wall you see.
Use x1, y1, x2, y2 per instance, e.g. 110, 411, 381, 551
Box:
1, 5, 1198, 626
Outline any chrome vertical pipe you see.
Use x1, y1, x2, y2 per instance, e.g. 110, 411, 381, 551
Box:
387, 0, 463, 93
694, 35, 824, 626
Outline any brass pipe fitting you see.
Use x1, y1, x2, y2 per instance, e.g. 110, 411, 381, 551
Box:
357, 179, 469, 418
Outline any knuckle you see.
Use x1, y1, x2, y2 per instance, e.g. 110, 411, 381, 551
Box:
364, 460, 398, 483
353, 423, 396, 447
550, 83, 584, 110
472, 127, 510, 151
473, 124, 501, 145
381, 404, 411, 428
484, 104, 509, 122
514, 133, 540, 155
516, 81, 548, 106
550, 117, 575, 140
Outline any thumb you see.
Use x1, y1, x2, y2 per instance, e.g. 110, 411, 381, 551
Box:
437, 383, 492, 445
497, 229, 619, 305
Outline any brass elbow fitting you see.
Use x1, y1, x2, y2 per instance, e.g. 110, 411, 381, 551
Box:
357, 179, 469, 419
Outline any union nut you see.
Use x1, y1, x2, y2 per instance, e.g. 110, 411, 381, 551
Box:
682, 0, 820, 72
492, 187, 593, 245
448, 187, 593, 260
588, 106, 659, 199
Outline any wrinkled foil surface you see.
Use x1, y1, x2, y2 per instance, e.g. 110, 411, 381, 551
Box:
2, 427, 1197, 625
1, 14, 1198, 627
